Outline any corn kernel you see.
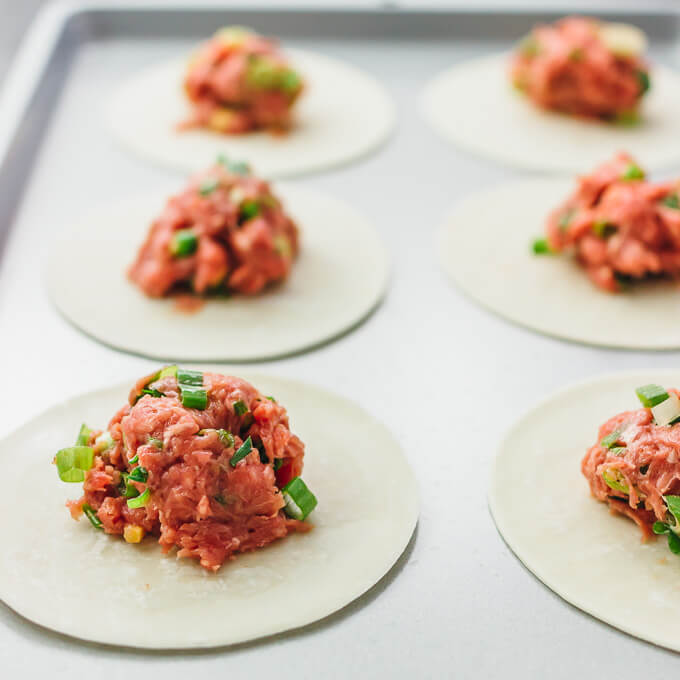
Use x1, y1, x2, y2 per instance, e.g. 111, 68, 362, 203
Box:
124, 525, 145, 544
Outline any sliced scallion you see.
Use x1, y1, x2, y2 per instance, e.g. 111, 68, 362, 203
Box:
148, 437, 163, 449
218, 429, 235, 448
662, 194, 680, 210
635, 384, 669, 408
120, 473, 140, 498
600, 429, 622, 449
56, 446, 95, 482
602, 468, 629, 494
282, 477, 317, 521
233, 400, 248, 416
230, 436, 252, 467
181, 386, 208, 409
621, 163, 645, 181
637, 70, 650, 95
127, 488, 151, 509
82, 503, 103, 530
199, 177, 219, 196
128, 453, 139, 465
159, 365, 178, 379
177, 368, 203, 386
128, 466, 148, 483
532, 238, 553, 255
169, 229, 198, 257
610, 446, 627, 456
76, 423, 92, 446
239, 200, 260, 222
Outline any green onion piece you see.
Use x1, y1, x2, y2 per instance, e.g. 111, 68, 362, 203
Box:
662, 194, 680, 210
668, 532, 680, 554
76, 423, 92, 446
654, 521, 669, 535
610, 446, 627, 456
602, 468, 629, 494
82, 503, 103, 530
177, 369, 203, 386
600, 428, 622, 449
148, 438, 163, 449
56, 446, 95, 482
532, 238, 553, 255
282, 477, 318, 521
218, 429, 235, 448
128, 466, 148, 483
233, 400, 248, 416
120, 473, 140, 498
637, 70, 650, 95
159, 365, 178, 379
127, 488, 151, 509
181, 386, 208, 410
592, 219, 616, 239
266, 396, 277, 402
273, 458, 283, 471
621, 163, 645, 181
664, 495, 680, 526
169, 229, 198, 257
568, 47, 584, 62
128, 453, 139, 465
280, 70, 301, 93
218, 155, 250, 176
635, 384, 669, 408
239, 200, 260, 222
230, 436, 253, 467
199, 177, 219, 196
140, 388, 163, 399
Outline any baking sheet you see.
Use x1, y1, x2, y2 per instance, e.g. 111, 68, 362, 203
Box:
2, 2, 680, 678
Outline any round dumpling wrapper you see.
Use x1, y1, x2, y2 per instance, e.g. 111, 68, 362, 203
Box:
47, 183, 390, 361
490, 369, 680, 652
109, 49, 395, 177
420, 53, 680, 173
438, 177, 680, 350
0, 371, 419, 649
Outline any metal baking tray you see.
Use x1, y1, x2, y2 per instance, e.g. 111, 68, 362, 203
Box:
2, 2, 680, 677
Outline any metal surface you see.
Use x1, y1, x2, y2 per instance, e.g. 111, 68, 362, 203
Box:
2, 2, 680, 677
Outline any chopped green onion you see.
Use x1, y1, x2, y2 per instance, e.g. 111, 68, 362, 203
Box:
128, 454, 139, 465
177, 369, 203, 386
82, 503, 103, 530
218, 429, 234, 448
148, 437, 163, 449
532, 238, 553, 255
218, 155, 250, 176
128, 466, 148, 483
266, 396, 277, 402
280, 70, 301, 93
76, 423, 92, 446
120, 473, 140, 498
199, 177, 220, 196
637, 70, 650, 95
56, 446, 95, 482
621, 163, 645, 181
568, 47, 584, 62
635, 384, 669, 408
273, 458, 283, 471
159, 365, 178, 379
610, 446, 627, 456
282, 477, 317, 521
239, 200, 260, 222
169, 229, 198, 257
127, 488, 151, 509
233, 400, 248, 416
602, 468, 629, 494
230, 436, 252, 467
181, 386, 208, 410
600, 429, 623, 449
139, 387, 163, 399
662, 194, 680, 210
592, 219, 616, 239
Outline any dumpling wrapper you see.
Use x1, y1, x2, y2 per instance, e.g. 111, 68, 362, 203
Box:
438, 178, 680, 350
489, 369, 680, 653
420, 53, 680, 173
46, 184, 390, 361
0, 372, 419, 649
109, 49, 395, 177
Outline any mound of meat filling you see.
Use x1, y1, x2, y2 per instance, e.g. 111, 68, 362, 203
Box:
539, 152, 680, 292
510, 17, 650, 120
56, 368, 317, 571
582, 384, 680, 553
182, 26, 304, 134
128, 160, 298, 297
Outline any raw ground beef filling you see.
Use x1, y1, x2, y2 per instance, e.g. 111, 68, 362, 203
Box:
65, 370, 311, 571
542, 152, 680, 292
510, 16, 650, 119
182, 26, 304, 134
582, 386, 680, 543
128, 160, 299, 298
